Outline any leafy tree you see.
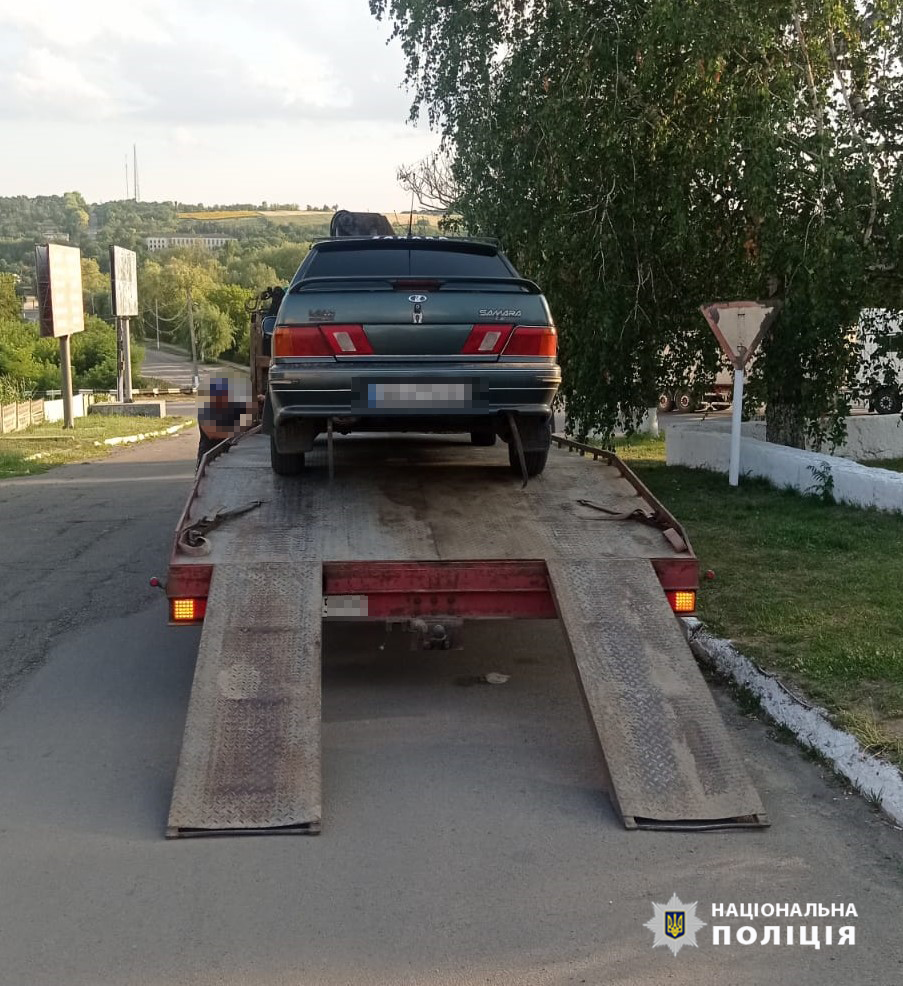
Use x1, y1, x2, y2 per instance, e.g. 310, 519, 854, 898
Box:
0, 315, 140, 393
254, 243, 311, 282
0, 319, 56, 393
228, 259, 279, 293
138, 254, 252, 360
192, 301, 234, 363
371, 0, 903, 446
0, 274, 21, 321
209, 283, 255, 362
71, 316, 144, 390
80, 258, 110, 316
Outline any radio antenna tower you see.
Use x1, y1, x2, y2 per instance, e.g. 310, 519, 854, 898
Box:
133, 144, 141, 202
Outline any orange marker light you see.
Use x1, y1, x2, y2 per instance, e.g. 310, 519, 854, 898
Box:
171, 598, 207, 622
667, 590, 697, 614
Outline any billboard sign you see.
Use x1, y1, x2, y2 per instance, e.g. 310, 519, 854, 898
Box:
110, 245, 139, 317
35, 243, 85, 338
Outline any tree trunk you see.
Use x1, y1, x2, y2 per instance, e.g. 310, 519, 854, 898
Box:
765, 402, 806, 448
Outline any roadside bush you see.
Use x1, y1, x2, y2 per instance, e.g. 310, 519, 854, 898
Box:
0, 316, 143, 394
0, 319, 59, 394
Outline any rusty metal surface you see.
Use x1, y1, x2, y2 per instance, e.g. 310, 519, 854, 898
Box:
547, 558, 767, 830
167, 562, 322, 836
180, 434, 679, 567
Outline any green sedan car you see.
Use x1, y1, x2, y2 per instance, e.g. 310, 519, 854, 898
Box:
265, 237, 561, 476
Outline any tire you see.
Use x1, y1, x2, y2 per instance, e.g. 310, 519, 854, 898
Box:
470, 428, 497, 446
871, 385, 903, 415
508, 443, 550, 477
507, 416, 552, 477
270, 432, 305, 476
657, 392, 676, 413
676, 391, 695, 413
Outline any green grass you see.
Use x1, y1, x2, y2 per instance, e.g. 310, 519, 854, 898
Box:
613, 434, 903, 765
0, 415, 193, 478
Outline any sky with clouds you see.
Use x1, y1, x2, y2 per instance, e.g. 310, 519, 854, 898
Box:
0, 0, 440, 208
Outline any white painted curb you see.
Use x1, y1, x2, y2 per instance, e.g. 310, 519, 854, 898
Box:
684, 618, 903, 827
94, 422, 191, 447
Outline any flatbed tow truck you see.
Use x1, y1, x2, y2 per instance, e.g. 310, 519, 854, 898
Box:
162, 428, 767, 837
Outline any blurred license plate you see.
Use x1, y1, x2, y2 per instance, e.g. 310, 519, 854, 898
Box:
368, 382, 472, 408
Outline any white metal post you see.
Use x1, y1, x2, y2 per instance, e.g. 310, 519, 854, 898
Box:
728, 365, 744, 486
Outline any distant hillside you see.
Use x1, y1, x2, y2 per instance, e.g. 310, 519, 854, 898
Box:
177, 209, 444, 232
0, 194, 451, 297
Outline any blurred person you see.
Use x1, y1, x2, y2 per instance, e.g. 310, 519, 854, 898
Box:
196, 377, 255, 469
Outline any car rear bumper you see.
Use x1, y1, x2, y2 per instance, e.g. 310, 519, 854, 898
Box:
268, 362, 561, 422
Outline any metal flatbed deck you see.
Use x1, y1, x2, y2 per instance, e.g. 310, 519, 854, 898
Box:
165, 433, 766, 836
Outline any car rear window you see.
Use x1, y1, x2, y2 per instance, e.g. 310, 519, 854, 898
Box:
303, 244, 515, 279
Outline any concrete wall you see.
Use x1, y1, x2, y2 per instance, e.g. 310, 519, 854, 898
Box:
89, 402, 166, 418
666, 424, 903, 513
679, 413, 903, 461
0, 400, 45, 433
42, 394, 91, 423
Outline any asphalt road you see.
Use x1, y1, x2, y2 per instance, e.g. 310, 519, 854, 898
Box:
140, 345, 248, 418
142, 346, 245, 393
0, 355, 901, 984
0, 432, 198, 700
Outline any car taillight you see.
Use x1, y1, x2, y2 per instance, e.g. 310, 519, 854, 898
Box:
321, 324, 374, 355
462, 324, 515, 355
503, 326, 558, 357
273, 325, 333, 357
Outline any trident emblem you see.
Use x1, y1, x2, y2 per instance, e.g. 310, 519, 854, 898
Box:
665, 912, 685, 939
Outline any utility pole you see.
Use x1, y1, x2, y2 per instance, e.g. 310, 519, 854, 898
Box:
186, 284, 199, 392
155, 298, 161, 350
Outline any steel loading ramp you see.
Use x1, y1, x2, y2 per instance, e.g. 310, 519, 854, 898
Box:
547, 558, 768, 830
167, 562, 322, 837
167, 556, 766, 837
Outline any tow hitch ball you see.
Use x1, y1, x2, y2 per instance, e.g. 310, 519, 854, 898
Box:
408, 619, 454, 650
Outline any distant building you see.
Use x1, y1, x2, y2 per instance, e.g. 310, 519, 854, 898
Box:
145, 235, 236, 251
22, 296, 39, 323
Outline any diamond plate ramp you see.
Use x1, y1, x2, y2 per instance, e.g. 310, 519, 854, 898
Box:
167, 563, 322, 837
547, 559, 768, 830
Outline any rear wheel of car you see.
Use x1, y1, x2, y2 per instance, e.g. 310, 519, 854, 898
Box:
871, 385, 903, 415
507, 416, 552, 477
270, 433, 305, 476
508, 443, 550, 477
470, 428, 497, 446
